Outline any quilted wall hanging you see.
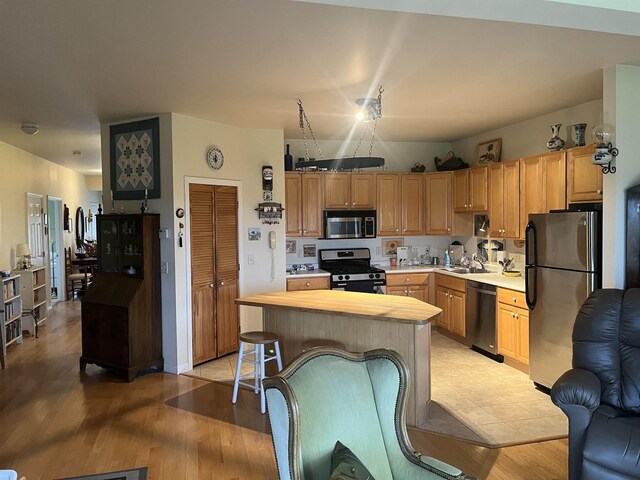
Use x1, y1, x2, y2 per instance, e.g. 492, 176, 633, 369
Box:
109, 117, 161, 200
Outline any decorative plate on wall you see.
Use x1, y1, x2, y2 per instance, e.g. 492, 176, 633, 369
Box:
207, 146, 224, 170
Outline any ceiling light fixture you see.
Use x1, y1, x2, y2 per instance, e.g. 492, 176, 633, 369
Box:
355, 89, 383, 122
21, 122, 39, 135
592, 122, 618, 174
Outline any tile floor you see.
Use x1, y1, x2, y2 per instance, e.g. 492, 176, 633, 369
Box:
186, 331, 568, 447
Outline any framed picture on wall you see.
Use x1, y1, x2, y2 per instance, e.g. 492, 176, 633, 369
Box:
110, 117, 161, 200
381, 238, 404, 256
475, 138, 502, 165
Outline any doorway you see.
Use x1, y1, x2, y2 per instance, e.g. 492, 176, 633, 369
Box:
189, 183, 240, 365
47, 197, 63, 303
27, 193, 45, 267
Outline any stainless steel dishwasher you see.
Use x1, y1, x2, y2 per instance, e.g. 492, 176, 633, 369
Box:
466, 280, 503, 362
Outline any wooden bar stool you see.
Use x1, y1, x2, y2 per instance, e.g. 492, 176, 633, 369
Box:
300, 338, 346, 352
232, 331, 283, 414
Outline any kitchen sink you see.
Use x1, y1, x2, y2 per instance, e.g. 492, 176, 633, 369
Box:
449, 267, 491, 274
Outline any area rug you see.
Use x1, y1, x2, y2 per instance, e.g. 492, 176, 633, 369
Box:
57, 467, 147, 480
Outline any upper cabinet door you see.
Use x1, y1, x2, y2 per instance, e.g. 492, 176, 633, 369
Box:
453, 170, 469, 212
350, 174, 376, 209
502, 160, 520, 238
323, 173, 350, 209
301, 173, 323, 238
520, 155, 544, 238
425, 173, 452, 235
488, 164, 504, 237
376, 174, 401, 236
567, 145, 602, 203
543, 151, 566, 212
469, 166, 488, 212
285, 173, 302, 237
401, 174, 425, 235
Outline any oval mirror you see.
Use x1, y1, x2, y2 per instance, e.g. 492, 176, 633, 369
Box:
75, 207, 85, 250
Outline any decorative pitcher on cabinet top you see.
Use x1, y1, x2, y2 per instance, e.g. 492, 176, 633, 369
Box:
546, 123, 565, 151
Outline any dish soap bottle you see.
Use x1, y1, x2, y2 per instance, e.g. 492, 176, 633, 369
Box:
444, 249, 452, 268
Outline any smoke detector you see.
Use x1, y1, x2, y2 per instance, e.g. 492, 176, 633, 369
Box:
21, 122, 39, 135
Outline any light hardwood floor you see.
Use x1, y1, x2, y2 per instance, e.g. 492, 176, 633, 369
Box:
0, 301, 568, 479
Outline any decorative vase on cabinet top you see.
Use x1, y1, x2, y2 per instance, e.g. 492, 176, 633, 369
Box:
572, 123, 587, 147
546, 123, 565, 151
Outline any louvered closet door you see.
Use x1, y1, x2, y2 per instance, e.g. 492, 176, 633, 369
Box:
213, 186, 239, 357
190, 184, 240, 365
190, 184, 217, 364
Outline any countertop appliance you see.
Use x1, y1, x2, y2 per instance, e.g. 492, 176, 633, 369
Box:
525, 205, 601, 389
319, 248, 386, 293
466, 280, 502, 361
323, 210, 376, 240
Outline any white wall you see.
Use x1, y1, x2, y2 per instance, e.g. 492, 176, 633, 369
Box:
170, 114, 285, 372
284, 139, 452, 172
0, 140, 97, 272
602, 65, 640, 288
451, 99, 602, 162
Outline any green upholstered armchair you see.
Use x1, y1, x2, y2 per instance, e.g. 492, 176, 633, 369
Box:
264, 348, 476, 480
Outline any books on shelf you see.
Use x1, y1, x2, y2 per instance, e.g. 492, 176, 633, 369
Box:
3, 279, 16, 298
4, 302, 17, 321
5, 318, 21, 343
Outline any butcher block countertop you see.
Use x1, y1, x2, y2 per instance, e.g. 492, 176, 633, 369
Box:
236, 290, 442, 325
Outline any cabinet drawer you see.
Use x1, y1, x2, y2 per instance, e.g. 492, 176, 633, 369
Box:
386, 272, 429, 286
497, 288, 527, 309
435, 273, 466, 293
287, 276, 330, 291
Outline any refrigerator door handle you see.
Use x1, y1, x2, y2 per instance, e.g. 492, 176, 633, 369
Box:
525, 265, 537, 310
525, 220, 537, 266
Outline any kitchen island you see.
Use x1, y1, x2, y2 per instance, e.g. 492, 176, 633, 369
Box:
236, 290, 442, 426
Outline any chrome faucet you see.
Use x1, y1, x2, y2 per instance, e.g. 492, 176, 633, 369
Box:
472, 253, 485, 269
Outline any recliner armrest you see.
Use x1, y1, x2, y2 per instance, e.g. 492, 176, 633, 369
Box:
551, 368, 601, 413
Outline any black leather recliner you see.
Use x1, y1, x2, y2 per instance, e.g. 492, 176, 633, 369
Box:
551, 289, 640, 480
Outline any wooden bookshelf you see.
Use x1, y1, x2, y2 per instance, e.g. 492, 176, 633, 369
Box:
1, 274, 23, 368
13, 266, 48, 337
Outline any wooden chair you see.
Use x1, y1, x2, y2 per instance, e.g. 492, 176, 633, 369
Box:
65, 247, 92, 300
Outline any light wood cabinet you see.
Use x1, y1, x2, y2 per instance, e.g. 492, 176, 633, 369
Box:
14, 266, 47, 337
285, 173, 323, 237
435, 274, 466, 337
488, 160, 520, 238
497, 288, 529, 366
386, 272, 429, 302
376, 174, 424, 236
324, 173, 376, 209
520, 151, 566, 238
425, 173, 452, 235
567, 145, 602, 203
286, 276, 330, 291
453, 167, 487, 213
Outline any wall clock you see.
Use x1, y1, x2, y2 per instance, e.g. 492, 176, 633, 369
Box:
207, 146, 224, 170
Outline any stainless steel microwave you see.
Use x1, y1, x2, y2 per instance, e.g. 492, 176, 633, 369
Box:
323, 210, 376, 239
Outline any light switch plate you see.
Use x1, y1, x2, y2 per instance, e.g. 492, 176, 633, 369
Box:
160, 261, 169, 274
248, 254, 255, 265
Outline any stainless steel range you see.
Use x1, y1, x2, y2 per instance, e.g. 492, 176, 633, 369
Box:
319, 248, 386, 293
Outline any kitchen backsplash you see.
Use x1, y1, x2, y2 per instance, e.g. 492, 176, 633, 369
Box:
287, 235, 525, 271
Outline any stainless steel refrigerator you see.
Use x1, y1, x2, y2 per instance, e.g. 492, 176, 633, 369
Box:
525, 209, 601, 389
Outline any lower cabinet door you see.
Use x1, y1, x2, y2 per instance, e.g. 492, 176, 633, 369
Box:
449, 290, 466, 337
407, 284, 428, 302
497, 304, 518, 360
436, 287, 450, 331
386, 286, 407, 296
516, 308, 530, 365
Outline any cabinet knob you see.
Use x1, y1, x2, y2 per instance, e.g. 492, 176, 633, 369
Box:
220, 281, 225, 286
511, 312, 515, 318
469, 204, 473, 208
299, 230, 302, 234
210, 283, 214, 288
305, 282, 310, 287
447, 228, 451, 233
515, 314, 519, 319
464, 204, 468, 208
406, 278, 410, 282
345, 202, 348, 206
303, 229, 307, 234
513, 297, 517, 302
403, 228, 406, 232
408, 290, 412, 295
396, 228, 399, 232
597, 189, 602, 194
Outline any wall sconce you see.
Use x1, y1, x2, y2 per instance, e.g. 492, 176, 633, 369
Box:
592, 123, 618, 174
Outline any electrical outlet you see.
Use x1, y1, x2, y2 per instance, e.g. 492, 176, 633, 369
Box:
158, 228, 170, 239
248, 254, 255, 265
376, 247, 381, 255
160, 261, 169, 274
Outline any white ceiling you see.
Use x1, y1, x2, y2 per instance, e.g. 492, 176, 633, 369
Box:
1, 0, 640, 174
